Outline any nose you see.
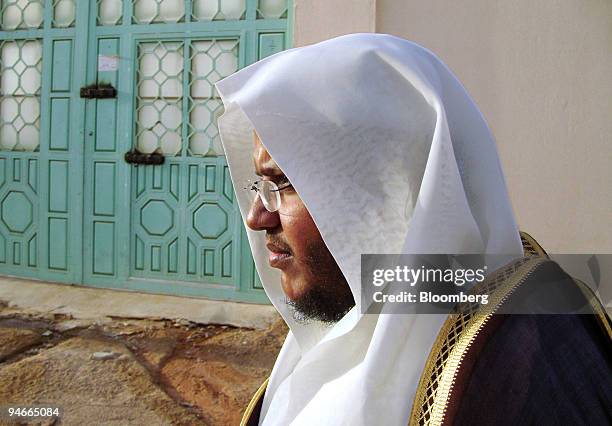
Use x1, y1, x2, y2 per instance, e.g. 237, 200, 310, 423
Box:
246, 194, 281, 231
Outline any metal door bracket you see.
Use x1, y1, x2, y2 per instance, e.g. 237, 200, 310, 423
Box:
80, 84, 117, 99
124, 149, 165, 165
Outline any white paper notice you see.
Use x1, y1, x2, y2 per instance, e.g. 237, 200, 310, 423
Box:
98, 55, 119, 72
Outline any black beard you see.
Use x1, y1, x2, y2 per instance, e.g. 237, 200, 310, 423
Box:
285, 289, 355, 324
284, 241, 355, 324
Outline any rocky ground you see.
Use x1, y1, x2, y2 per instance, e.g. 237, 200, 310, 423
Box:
0, 301, 287, 426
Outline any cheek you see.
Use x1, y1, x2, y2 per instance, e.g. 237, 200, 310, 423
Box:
278, 207, 322, 299
280, 206, 322, 257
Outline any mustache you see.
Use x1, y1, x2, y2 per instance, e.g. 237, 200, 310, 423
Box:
266, 233, 292, 255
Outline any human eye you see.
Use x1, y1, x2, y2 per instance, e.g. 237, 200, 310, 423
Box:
276, 175, 291, 186
271, 175, 293, 191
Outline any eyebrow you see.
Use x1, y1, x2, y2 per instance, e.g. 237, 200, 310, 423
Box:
255, 164, 285, 177
255, 169, 285, 179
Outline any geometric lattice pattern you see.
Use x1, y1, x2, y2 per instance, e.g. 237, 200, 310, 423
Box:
133, 0, 185, 24
0, 0, 44, 30
97, 0, 122, 25
257, 0, 287, 19
188, 39, 237, 156
192, 0, 246, 21
136, 41, 184, 155
52, 0, 75, 28
0, 39, 42, 151
135, 38, 237, 156
101, 0, 291, 23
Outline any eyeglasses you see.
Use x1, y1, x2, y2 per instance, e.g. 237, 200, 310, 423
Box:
243, 179, 293, 212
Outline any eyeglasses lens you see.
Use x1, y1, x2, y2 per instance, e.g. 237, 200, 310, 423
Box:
259, 180, 280, 212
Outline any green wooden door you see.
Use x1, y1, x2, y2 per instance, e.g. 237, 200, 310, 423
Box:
0, 0, 86, 284
0, 0, 292, 303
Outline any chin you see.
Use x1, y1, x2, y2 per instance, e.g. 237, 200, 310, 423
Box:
280, 272, 310, 302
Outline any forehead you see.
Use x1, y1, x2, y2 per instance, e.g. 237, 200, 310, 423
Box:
252, 131, 283, 176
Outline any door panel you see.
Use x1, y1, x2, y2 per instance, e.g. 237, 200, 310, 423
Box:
129, 36, 239, 289
0, 0, 84, 284
83, 0, 289, 303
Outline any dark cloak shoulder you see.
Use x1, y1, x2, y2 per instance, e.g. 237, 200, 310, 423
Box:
410, 236, 612, 426
450, 311, 611, 426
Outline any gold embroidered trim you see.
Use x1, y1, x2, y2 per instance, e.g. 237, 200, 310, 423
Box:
240, 377, 269, 426
573, 278, 612, 340
408, 256, 547, 426
519, 231, 549, 258
408, 232, 547, 424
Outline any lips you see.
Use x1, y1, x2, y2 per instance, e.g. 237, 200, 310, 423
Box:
266, 241, 292, 268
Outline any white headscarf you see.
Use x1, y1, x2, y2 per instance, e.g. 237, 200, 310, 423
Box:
215, 33, 523, 426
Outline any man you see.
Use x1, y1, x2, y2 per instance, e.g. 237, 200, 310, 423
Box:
215, 34, 611, 425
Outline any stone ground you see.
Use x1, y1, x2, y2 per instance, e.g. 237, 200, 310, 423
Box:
0, 300, 287, 426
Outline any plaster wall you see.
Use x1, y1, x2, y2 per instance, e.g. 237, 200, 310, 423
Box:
376, 0, 612, 252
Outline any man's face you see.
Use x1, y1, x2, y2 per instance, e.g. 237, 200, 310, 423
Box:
246, 132, 354, 323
